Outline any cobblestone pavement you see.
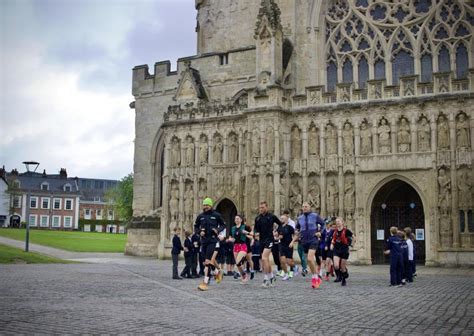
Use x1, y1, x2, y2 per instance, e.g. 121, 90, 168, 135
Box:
1, 257, 473, 335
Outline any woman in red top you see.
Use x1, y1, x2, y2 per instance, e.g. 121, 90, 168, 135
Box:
330, 217, 353, 286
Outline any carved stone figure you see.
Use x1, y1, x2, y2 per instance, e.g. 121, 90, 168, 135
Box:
438, 168, 451, 210
360, 122, 372, 155
289, 180, 302, 216
327, 179, 338, 214
213, 136, 223, 163
279, 176, 288, 211
199, 137, 208, 165
397, 118, 411, 153
169, 183, 179, 222
378, 118, 391, 154
342, 123, 354, 155
198, 179, 207, 202
256, 71, 270, 95
456, 114, 470, 149
458, 170, 472, 209
265, 127, 274, 160
326, 124, 337, 155
437, 115, 450, 150
252, 129, 261, 158
291, 127, 302, 159
307, 183, 321, 211
184, 184, 194, 224
266, 175, 274, 210
228, 134, 238, 163
418, 117, 431, 152
344, 179, 355, 211
185, 137, 195, 166
308, 125, 319, 156
170, 138, 181, 167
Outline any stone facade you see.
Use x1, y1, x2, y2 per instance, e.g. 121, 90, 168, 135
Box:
128, 0, 474, 265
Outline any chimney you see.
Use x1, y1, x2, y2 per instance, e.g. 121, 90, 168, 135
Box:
42, 169, 47, 177
11, 169, 19, 176
59, 168, 67, 178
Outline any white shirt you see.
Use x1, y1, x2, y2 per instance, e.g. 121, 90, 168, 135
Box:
406, 239, 414, 261
288, 218, 296, 229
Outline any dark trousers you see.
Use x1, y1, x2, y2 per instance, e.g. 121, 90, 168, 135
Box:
191, 252, 198, 275
272, 244, 281, 271
172, 253, 179, 278
390, 256, 402, 285
403, 258, 413, 282
411, 259, 416, 275
181, 254, 192, 277
198, 252, 205, 275
252, 255, 261, 271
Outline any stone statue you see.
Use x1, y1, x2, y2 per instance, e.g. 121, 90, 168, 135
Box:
378, 118, 391, 154
342, 123, 354, 155
418, 117, 431, 152
326, 124, 337, 155
250, 175, 259, 215
252, 129, 260, 158
397, 118, 411, 153
437, 115, 450, 150
169, 183, 179, 222
307, 183, 321, 211
266, 175, 274, 210
360, 122, 372, 155
185, 137, 195, 166
279, 176, 288, 211
289, 181, 302, 216
184, 184, 194, 224
438, 168, 451, 210
308, 125, 319, 156
344, 179, 355, 211
291, 127, 302, 159
327, 179, 338, 214
456, 114, 470, 149
256, 71, 270, 95
213, 137, 223, 163
199, 137, 208, 165
170, 138, 181, 167
265, 127, 274, 160
458, 170, 472, 209
228, 134, 238, 163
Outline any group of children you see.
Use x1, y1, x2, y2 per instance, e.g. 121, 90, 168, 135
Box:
384, 226, 417, 287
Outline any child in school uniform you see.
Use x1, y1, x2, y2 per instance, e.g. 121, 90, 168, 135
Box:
181, 230, 193, 279
384, 226, 403, 287
251, 233, 262, 272
171, 227, 183, 280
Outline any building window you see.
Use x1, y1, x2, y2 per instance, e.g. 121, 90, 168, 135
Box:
108, 210, 114, 220
455, 44, 468, 79
40, 215, 49, 228
96, 209, 102, 220
53, 198, 62, 210
64, 184, 72, 192
29, 215, 37, 227
342, 58, 353, 83
12, 180, 20, 189
420, 54, 433, 82
94, 196, 101, 202
392, 50, 414, 85
438, 45, 451, 72
64, 216, 72, 228
41, 197, 50, 209
65, 199, 73, 210
374, 59, 385, 80
12, 196, 21, 208
52, 216, 61, 228
41, 182, 49, 191
30, 197, 38, 209
84, 209, 91, 220
219, 54, 229, 65
327, 61, 337, 92
358, 56, 369, 89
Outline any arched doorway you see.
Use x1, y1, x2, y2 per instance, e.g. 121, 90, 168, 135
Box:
370, 179, 425, 265
215, 198, 237, 236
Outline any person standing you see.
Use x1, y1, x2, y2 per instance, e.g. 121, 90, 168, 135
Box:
194, 198, 225, 291
171, 227, 183, 280
254, 201, 282, 288
181, 230, 193, 278
384, 226, 403, 287
296, 202, 325, 289
330, 217, 353, 286
191, 229, 201, 278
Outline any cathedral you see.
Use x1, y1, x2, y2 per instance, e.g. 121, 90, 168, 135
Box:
127, 0, 473, 266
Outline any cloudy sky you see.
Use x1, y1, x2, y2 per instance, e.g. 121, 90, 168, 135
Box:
0, 0, 196, 180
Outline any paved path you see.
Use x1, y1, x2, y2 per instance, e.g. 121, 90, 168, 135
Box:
0, 237, 473, 335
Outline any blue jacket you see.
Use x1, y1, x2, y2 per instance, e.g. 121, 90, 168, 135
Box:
171, 234, 183, 255
386, 235, 402, 259
296, 212, 325, 244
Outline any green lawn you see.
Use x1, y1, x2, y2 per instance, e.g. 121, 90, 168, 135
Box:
0, 229, 127, 252
0, 244, 73, 264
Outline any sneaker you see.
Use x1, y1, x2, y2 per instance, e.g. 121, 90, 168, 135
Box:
277, 270, 284, 277
302, 269, 308, 277
293, 265, 299, 277
341, 277, 346, 286
250, 271, 255, 280
233, 272, 240, 280
311, 277, 318, 288
282, 274, 290, 281
261, 280, 270, 288
288, 271, 294, 278
215, 270, 223, 284
270, 276, 276, 287
198, 282, 208, 291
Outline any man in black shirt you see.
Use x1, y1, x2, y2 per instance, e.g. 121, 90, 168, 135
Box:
194, 198, 225, 291
254, 201, 282, 288
278, 213, 296, 280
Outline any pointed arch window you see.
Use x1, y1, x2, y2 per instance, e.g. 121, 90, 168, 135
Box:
420, 54, 433, 82
374, 59, 386, 80
358, 56, 369, 89
342, 58, 353, 83
327, 61, 338, 92
455, 44, 468, 79
438, 45, 451, 72
392, 50, 414, 85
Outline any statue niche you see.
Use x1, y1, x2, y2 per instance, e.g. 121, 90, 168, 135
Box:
378, 117, 391, 154
326, 123, 337, 156
456, 113, 470, 150
185, 136, 195, 166
213, 134, 223, 163
417, 116, 430, 152
360, 120, 372, 155
397, 117, 411, 153
308, 124, 319, 156
291, 126, 302, 159
437, 115, 450, 150
199, 135, 208, 165
342, 122, 354, 156
170, 137, 181, 167
228, 133, 239, 163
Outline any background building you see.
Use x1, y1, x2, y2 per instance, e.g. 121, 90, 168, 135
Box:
128, 0, 473, 265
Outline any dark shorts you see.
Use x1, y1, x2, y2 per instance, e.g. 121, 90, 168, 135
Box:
279, 245, 294, 259
334, 247, 350, 260
246, 241, 252, 254
202, 242, 217, 261
301, 241, 319, 254
321, 248, 328, 260
261, 239, 274, 253
226, 251, 235, 265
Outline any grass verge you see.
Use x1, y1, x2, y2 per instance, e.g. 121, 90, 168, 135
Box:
0, 244, 75, 264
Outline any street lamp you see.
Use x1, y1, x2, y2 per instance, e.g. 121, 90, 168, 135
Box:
22, 161, 40, 252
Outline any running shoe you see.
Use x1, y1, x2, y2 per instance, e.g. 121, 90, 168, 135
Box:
311, 277, 318, 288
277, 270, 285, 277
288, 271, 294, 278
233, 272, 240, 280
293, 265, 299, 276
302, 269, 308, 277
270, 276, 276, 287
282, 274, 290, 281
250, 271, 255, 280
261, 280, 270, 288
215, 269, 223, 284
198, 282, 208, 291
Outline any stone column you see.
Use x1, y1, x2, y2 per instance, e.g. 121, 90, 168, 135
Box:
337, 122, 344, 216
410, 115, 418, 152
223, 134, 228, 164
470, 117, 474, 150
274, 127, 281, 214
302, 125, 309, 200
178, 175, 185, 230
391, 117, 398, 154
161, 140, 172, 243
320, 125, 327, 215
354, 123, 361, 157
430, 116, 437, 152
372, 118, 378, 154
449, 114, 460, 248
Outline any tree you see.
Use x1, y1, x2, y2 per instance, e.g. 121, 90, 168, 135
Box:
105, 173, 133, 222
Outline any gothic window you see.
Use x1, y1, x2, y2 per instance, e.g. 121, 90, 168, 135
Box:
421, 54, 433, 82
342, 58, 353, 83
374, 60, 385, 80
392, 50, 414, 85
327, 61, 338, 92
455, 43, 468, 79
438, 45, 451, 72
358, 56, 369, 89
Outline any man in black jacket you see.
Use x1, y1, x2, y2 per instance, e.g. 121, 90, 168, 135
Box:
171, 227, 183, 280
194, 197, 225, 291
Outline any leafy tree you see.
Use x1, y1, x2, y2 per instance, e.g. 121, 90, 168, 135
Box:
105, 173, 133, 222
